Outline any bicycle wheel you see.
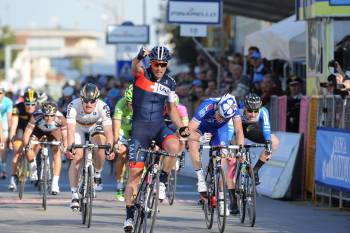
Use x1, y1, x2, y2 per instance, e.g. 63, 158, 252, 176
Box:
203, 163, 214, 229
42, 156, 47, 210
142, 172, 159, 233
246, 165, 256, 227
166, 168, 177, 205
134, 169, 149, 233
18, 153, 27, 200
235, 164, 246, 223
86, 165, 94, 228
216, 167, 227, 233
80, 169, 87, 225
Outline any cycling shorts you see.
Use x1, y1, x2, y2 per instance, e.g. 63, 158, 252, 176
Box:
128, 120, 176, 168
74, 122, 104, 144
242, 122, 265, 143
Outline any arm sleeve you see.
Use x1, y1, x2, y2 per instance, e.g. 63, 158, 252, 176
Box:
101, 104, 112, 126
113, 99, 124, 120
260, 107, 272, 141
192, 100, 211, 123
66, 103, 77, 124
167, 78, 177, 103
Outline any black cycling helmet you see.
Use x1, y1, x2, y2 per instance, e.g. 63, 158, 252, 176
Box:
244, 93, 262, 111
80, 83, 100, 101
148, 46, 172, 61
42, 101, 58, 115
24, 89, 38, 104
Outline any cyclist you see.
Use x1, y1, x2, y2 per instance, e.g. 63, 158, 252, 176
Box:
113, 84, 133, 202
187, 93, 244, 216
8, 89, 39, 191
123, 46, 189, 232
0, 86, 13, 179
22, 101, 68, 195
66, 83, 114, 210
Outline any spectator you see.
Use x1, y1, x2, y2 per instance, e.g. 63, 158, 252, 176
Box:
286, 76, 303, 132
57, 86, 76, 117
205, 80, 220, 98
260, 74, 283, 106
250, 51, 270, 95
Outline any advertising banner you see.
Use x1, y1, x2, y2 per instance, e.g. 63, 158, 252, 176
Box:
315, 127, 350, 192
168, 0, 221, 25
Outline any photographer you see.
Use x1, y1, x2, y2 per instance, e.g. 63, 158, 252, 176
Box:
320, 60, 350, 98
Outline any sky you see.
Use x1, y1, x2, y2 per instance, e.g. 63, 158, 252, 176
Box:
0, 0, 162, 62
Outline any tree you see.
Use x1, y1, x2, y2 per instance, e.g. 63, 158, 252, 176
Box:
0, 26, 17, 80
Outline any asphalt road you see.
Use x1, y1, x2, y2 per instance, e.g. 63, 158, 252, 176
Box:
0, 159, 349, 233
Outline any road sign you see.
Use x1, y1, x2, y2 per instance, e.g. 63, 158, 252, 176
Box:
180, 24, 207, 37
117, 60, 133, 80
167, 0, 221, 25
106, 25, 149, 44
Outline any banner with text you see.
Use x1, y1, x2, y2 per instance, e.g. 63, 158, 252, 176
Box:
315, 127, 350, 192
168, 0, 221, 25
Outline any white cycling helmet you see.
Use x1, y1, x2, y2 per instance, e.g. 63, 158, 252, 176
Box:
217, 94, 237, 119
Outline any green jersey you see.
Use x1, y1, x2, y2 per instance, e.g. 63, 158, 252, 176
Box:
113, 97, 133, 139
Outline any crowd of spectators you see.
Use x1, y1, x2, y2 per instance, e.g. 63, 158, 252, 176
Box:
172, 46, 306, 122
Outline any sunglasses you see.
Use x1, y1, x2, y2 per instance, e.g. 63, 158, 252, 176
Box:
247, 109, 259, 113
82, 98, 97, 104
25, 103, 36, 106
151, 61, 167, 68
44, 115, 55, 118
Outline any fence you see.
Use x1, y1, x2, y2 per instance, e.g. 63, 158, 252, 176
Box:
268, 94, 350, 208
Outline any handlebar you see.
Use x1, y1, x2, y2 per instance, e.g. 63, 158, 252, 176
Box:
71, 144, 111, 150
137, 147, 179, 157
31, 140, 61, 146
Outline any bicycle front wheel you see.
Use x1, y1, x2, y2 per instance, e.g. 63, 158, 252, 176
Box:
134, 169, 150, 233
203, 164, 214, 229
167, 168, 177, 205
42, 156, 48, 210
235, 165, 246, 223
86, 165, 94, 228
18, 154, 27, 200
216, 167, 227, 233
143, 172, 159, 233
246, 165, 256, 227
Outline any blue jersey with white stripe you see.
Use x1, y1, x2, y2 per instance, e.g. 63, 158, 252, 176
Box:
193, 98, 240, 131
240, 106, 271, 141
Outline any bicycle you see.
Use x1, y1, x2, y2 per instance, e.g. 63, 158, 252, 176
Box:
133, 141, 179, 233
31, 137, 61, 210
166, 151, 185, 205
200, 144, 239, 233
71, 142, 110, 228
233, 143, 265, 227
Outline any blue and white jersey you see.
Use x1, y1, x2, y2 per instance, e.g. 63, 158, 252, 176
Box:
192, 98, 240, 132
0, 96, 13, 131
240, 106, 271, 141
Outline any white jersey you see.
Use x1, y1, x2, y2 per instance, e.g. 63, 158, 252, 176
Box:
66, 98, 112, 126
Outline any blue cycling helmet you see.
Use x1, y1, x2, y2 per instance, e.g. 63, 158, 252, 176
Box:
148, 46, 172, 61
217, 94, 237, 119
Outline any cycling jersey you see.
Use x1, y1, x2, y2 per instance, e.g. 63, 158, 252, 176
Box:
66, 98, 112, 126
133, 67, 176, 122
240, 106, 271, 142
12, 102, 33, 131
113, 97, 132, 139
193, 97, 240, 132
0, 96, 13, 134
192, 98, 239, 146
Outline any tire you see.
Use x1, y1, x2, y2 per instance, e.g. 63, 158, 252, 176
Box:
42, 156, 47, 211
246, 165, 256, 227
235, 163, 246, 223
216, 167, 227, 233
18, 154, 27, 200
86, 165, 93, 228
203, 163, 214, 229
80, 168, 87, 225
134, 169, 149, 233
143, 172, 159, 233
167, 169, 177, 205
